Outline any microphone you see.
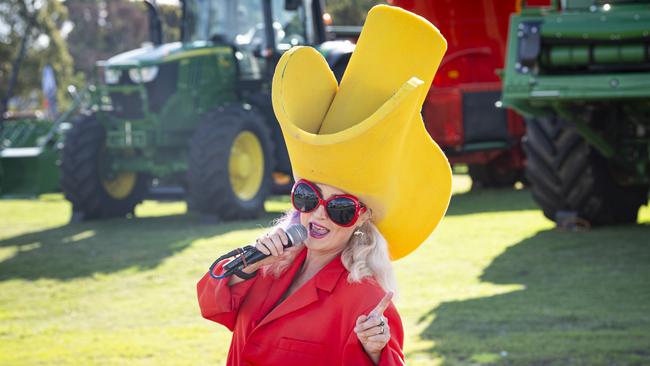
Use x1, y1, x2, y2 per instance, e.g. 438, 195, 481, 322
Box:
219, 224, 308, 278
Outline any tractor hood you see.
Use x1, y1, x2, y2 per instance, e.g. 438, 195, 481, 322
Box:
101, 41, 214, 68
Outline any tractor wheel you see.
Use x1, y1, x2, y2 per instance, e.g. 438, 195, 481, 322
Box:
187, 105, 274, 220
61, 114, 149, 220
247, 93, 293, 194
468, 162, 519, 188
523, 115, 648, 225
468, 153, 523, 188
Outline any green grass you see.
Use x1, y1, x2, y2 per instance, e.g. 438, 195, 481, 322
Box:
0, 176, 649, 366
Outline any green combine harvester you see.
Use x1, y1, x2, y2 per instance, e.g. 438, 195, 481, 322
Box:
1, 0, 353, 221
502, 0, 650, 225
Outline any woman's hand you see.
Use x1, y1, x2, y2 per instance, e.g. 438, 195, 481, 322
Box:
252, 227, 292, 268
354, 291, 394, 365
227, 228, 293, 285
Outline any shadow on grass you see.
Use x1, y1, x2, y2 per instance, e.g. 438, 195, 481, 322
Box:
0, 211, 283, 281
447, 188, 539, 216
417, 224, 650, 365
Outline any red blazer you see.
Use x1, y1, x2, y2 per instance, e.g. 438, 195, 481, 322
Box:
197, 248, 405, 366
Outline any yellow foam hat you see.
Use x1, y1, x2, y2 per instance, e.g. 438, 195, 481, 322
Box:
271, 5, 451, 260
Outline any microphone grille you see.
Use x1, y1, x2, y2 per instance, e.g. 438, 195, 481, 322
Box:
285, 224, 308, 245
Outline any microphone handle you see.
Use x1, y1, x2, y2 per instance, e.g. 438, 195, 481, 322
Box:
223, 240, 293, 274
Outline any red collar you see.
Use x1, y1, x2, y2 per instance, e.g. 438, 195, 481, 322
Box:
254, 247, 348, 329
290, 247, 347, 293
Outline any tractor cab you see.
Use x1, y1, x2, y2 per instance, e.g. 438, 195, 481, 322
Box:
179, 0, 325, 85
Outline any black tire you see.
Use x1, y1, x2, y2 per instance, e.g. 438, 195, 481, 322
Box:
469, 148, 525, 188
469, 161, 519, 188
61, 114, 149, 220
523, 115, 648, 225
187, 105, 274, 220
247, 92, 292, 175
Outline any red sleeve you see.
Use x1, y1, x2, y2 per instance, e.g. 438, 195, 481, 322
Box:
341, 304, 405, 366
196, 260, 258, 331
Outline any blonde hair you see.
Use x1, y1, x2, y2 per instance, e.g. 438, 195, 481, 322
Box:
262, 210, 398, 295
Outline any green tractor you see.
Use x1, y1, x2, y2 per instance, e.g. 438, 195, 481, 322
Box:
502, 0, 650, 225
61, 0, 354, 220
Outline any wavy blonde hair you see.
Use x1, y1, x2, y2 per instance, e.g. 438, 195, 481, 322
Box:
262, 210, 398, 295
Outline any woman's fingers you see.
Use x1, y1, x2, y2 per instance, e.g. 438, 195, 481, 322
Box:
269, 234, 285, 256
366, 334, 390, 343
354, 315, 383, 332
255, 239, 271, 255
356, 315, 368, 326
368, 291, 393, 318
355, 295, 392, 355
357, 324, 389, 339
256, 228, 290, 257
263, 236, 279, 256
355, 320, 389, 338
275, 228, 290, 246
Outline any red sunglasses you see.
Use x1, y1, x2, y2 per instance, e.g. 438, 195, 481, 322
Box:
291, 179, 366, 227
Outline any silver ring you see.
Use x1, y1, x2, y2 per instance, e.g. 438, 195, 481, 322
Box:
379, 325, 385, 335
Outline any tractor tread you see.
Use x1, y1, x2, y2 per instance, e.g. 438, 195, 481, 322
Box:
523, 115, 648, 225
187, 105, 274, 220
60, 114, 148, 220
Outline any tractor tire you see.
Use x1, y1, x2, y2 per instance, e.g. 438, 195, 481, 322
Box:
61, 114, 149, 220
523, 115, 648, 225
468, 161, 520, 188
247, 93, 293, 195
187, 105, 274, 220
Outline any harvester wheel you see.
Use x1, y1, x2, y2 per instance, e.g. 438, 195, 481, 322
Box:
187, 105, 274, 220
468, 161, 519, 188
61, 114, 148, 220
523, 115, 648, 225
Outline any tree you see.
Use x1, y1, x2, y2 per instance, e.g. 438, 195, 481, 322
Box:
65, 0, 181, 78
159, 3, 182, 43
0, 0, 77, 117
65, 0, 148, 77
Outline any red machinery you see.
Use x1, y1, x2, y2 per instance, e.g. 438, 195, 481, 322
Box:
389, 0, 526, 187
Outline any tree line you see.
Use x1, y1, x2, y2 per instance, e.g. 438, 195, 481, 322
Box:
0, 0, 381, 118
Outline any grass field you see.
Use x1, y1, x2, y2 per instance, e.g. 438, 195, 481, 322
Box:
1, 175, 649, 366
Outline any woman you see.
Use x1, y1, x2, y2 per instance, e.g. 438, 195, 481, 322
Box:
197, 179, 404, 365
198, 5, 451, 366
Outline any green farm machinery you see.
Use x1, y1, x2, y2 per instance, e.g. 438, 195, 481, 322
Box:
56, 0, 353, 220
0, 87, 86, 197
0, 115, 61, 197
502, 0, 650, 225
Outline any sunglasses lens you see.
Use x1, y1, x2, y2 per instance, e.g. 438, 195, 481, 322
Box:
327, 197, 358, 225
292, 183, 319, 212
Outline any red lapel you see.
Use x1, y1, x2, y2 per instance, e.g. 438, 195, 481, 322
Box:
256, 248, 308, 321
255, 249, 346, 329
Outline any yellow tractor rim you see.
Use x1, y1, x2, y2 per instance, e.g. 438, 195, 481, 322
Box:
229, 131, 264, 201
102, 172, 137, 199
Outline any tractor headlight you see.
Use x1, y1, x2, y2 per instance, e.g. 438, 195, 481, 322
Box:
104, 69, 122, 84
128, 66, 159, 83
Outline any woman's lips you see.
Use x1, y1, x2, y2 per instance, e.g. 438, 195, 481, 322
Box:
309, 222, 330, 239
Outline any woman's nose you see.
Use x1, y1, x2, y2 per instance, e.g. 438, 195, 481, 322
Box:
314, 203, 328, 219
